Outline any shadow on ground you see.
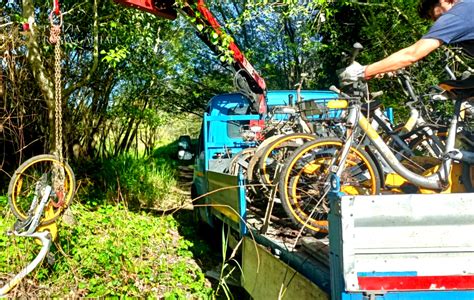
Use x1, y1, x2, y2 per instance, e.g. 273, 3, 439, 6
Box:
174, 210, 251, 299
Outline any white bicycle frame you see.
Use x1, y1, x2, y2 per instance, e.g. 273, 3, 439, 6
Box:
334, 95, 474, 190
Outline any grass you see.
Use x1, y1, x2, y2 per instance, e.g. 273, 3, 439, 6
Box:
73, 152, 183, 211
0, 114, 224, 298
71, 113, 201, 212
0, 197, 214, 298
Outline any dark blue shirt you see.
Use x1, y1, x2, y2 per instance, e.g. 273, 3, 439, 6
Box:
423, 0, 474, 56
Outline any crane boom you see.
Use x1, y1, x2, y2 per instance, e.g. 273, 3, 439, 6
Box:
114, 0, 267, 114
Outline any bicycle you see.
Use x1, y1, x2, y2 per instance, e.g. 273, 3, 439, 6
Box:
278, 73, 474, 233
8, 154, 76, 227
245, 75, 347, 192
229, 84, 326, 181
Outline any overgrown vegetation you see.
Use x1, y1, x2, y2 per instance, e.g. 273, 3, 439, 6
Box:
0, 114, 217, 298
75, 153, 178, 209
2, 0, 472, 181
1, 0, 472, 297
69, 113, 200, 210
0, 197, 214, 298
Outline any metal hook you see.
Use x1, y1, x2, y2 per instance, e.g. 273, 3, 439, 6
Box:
49, 10, 63, 27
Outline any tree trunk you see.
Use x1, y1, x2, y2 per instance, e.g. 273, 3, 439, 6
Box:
22, 0, 56, 152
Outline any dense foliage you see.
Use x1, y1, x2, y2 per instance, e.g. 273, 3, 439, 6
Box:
2, 0, 472, 179
1, 0, 227, 180
1, 0, 473, 297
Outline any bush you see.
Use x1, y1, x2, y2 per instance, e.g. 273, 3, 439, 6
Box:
73, 152, 180, 210
0, 204, 213, 298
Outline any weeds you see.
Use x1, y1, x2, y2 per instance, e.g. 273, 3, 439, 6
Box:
216, 226, 244, 300
73, 151, 181, 210
0, 114, 248, 298
0, 203, 214, 298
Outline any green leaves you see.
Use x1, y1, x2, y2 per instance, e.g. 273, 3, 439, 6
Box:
100, 47, 129, 68
0, 202, 213, 297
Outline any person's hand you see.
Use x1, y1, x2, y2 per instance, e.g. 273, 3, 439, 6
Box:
338, 62, 367, 86
374, 71, 396, 79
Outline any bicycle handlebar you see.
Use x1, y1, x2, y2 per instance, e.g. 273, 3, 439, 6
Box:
349, 42, 363, 65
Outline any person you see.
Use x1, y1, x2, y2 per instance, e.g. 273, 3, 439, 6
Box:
339, 0, 474, 84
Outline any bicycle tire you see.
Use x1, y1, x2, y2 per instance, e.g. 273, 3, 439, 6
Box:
229, 148, 255, 176
246, 134, 285, 183
278, 138, 381, 233
462, 162, 474, 192
258, 133, 317, 186
8, 154, 76, 225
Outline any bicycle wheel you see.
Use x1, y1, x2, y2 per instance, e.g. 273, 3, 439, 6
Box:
278, 138, 381, 233
462, 162, 474, 192
8, 154, 76, 225
258, 133, 316, 186
229, 148, 255, 176
246, 134, 285, 183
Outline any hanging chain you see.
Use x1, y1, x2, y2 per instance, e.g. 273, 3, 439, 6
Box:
51, 26, 63, 163
50, 11, 66, 208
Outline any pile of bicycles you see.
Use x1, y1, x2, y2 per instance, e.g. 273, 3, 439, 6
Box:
226, 53, 474, 236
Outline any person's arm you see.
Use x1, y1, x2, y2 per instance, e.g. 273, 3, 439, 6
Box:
365, 38, 442, 79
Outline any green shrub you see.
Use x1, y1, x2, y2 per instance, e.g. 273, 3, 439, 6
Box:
74, 153, 180, 210
0, 204, 213, 298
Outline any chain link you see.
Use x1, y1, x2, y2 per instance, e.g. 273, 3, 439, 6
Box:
50, 22, 65, 207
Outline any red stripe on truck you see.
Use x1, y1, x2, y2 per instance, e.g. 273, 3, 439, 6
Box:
358, 275, 474, 291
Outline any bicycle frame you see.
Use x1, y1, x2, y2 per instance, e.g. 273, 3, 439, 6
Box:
389, 73, 447, 158
370, 102, 446, 166
338, 96, 473, 190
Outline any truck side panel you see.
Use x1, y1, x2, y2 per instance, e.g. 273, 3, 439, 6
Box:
329, 192, 474, 299
207, 171, 247, 235
242, 237, 328, 300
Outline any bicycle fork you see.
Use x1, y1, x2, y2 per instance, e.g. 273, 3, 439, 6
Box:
331, 106, 359, 180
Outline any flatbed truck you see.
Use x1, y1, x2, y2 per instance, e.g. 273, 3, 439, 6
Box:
181, 90, 474, 300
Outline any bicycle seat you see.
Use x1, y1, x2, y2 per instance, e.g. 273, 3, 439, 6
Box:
361, 100, 382, 113
439, 77, 474, 98
439, 77, 474, 90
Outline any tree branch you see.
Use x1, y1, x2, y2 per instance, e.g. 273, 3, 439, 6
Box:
63, 0, 99, 98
